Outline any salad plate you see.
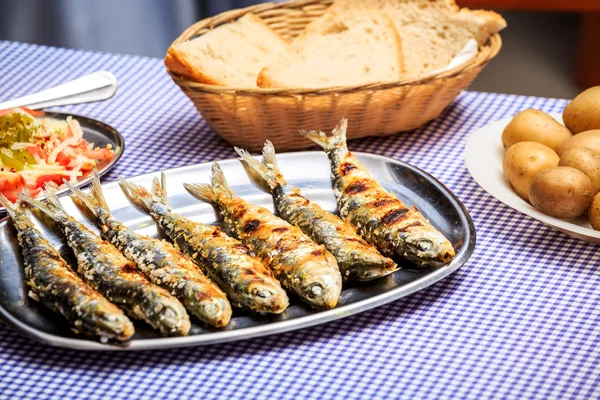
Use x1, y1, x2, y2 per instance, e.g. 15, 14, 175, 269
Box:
0, 111, 124, 214
464, 113, 600, 244
0, 152, 475, 351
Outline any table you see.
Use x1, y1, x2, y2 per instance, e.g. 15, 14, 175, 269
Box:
1, 40, 599, 400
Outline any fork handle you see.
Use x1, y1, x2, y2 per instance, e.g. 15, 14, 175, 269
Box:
0, 71, 117, 110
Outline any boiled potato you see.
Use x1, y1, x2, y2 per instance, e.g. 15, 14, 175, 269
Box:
558, 147, 600, 193
557, 129, 600, 156
529, 167, 594, 219
503, 141, 559, 201
589, 193, 600, 230
502, 109, 572, 152
563, 86, 600, 134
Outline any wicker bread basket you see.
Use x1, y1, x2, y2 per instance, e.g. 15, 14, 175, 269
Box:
167, 0, 502, 152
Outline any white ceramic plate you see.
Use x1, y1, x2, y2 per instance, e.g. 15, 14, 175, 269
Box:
464, 113, 600, 244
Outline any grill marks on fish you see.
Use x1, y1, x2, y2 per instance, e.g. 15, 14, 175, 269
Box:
81, 208, 228, 330
370, 199, 396, 208
381, 208, 410, 226
340, 162, 357, 175
345, 180, 370, 195
57, 215, 188, 337
234, 143, 397, 282
185, 162, 341, 309
301, 118, 456, 266
0, 199, 135, 342
243, 219, 261, 234
118, 175, 289, 314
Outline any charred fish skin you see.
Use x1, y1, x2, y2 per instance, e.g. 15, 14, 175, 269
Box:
184, 163, 342, 310
20, 189, 191, 337
302, 119, 456, 266
67, 171, 231, 328
118, 174, 289, 314
0, 195, 134, 342
272, 184, 398, 280
236, 142, 398, 281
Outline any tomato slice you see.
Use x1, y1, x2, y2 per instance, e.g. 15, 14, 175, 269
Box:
56, 151, 71, 167
35, 174, 63, 189
83, 148, 114, 160
27, 145, 44, 158
1, 179, 40, 203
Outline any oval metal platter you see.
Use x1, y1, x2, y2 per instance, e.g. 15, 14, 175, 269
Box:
0, 111, 125, 214
0, 152, 475, 351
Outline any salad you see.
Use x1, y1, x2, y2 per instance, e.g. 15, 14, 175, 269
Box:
0, 107, 115, 201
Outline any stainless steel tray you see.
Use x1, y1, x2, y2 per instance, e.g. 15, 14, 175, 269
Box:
0, 152, 475, 351
0, 112, 125, 214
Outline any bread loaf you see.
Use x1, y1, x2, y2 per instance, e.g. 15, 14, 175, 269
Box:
324, 0, 506, 79
257, 6, 404, 89
165, 13, 288, 87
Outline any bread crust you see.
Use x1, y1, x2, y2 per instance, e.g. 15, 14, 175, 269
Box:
164, 47, 223, 85
165, 13, 288, 86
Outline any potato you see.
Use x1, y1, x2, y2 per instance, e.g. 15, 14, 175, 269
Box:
529, 167, 594, 219
563, 86, 600, 134
503, 141, 559, 201
558, 147, 600, 193
557, 129, 600, 156
502, 109, 572, 152
589, 193, 600, 230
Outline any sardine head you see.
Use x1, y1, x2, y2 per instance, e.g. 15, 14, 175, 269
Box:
197, 297, 232, 328
401, 226, 455, 266
248, 280, 290, 314
295, 257, 342, 310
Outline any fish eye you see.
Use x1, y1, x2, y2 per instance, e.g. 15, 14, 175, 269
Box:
417, 240, 433, 252
306, 283, 324, 298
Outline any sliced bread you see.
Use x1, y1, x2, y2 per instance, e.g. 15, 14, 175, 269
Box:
325, 0, 506, 78
165, 13, 288, 87
257, 6, 404, 89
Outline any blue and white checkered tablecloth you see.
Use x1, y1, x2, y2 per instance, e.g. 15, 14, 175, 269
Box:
1, 40, 599, 400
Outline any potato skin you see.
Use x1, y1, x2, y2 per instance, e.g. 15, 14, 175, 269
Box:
502, 109, 572, 152
529, 167, 594, 219
503, 141, 559, 201
558, 147, 600, 193
589, 193, 600, 230
557, 129, 600, 156
563, 86, 600, 134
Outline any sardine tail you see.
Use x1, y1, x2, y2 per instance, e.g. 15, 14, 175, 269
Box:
89, 169, 111, 211
19, 187, 67, 221
183, 182, 218, 204
210, 162, 234, 196
185, 163, 231, 204
300, 118, 348, 151
156, 172, 169, 204
261, 141, 286, 185
234, 146, 277, 192
64, 171, 103, 217
0, 194, 20, 219
118, 176, 154, 214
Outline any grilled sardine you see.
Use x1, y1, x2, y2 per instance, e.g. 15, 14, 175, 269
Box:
236, 142, 398, 281
302, 119, 455, 266
118, 173, 289, 314
19, 189, 191, 337
0, 194, 134, 342
67, 171, 231, 328
185, 162, 342, 309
